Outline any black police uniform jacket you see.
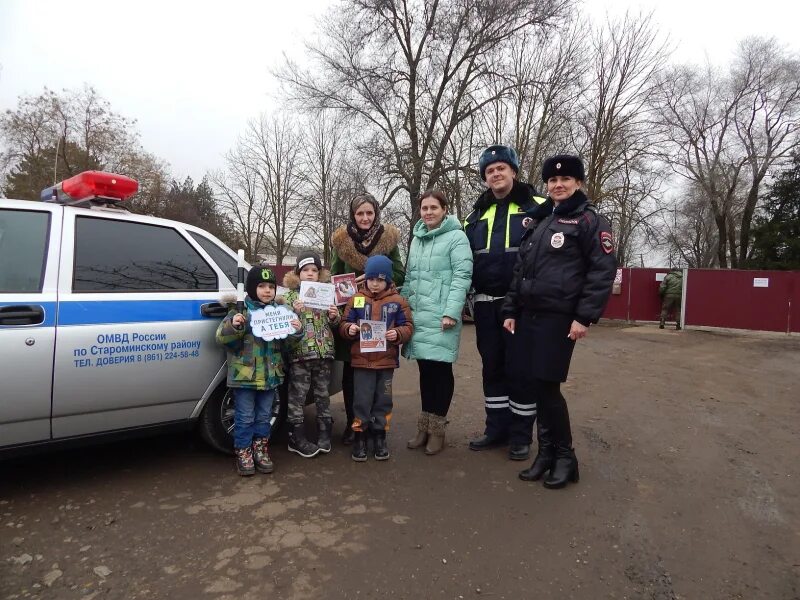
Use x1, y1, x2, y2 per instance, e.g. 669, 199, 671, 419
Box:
463, 181, 542, 297
501, 190, 615, 383
502, 189, 616, 324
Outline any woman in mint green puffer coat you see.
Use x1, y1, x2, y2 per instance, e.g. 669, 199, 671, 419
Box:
402, 190, 473, 455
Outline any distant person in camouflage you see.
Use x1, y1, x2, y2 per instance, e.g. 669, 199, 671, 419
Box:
659, 269, 683, 330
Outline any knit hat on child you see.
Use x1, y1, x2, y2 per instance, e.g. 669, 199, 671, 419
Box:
364, 255, 393, 284
295, 251, 323, 274
246, 266, 277, 300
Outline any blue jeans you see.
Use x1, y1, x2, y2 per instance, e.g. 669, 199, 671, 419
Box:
233, 388, 275, 449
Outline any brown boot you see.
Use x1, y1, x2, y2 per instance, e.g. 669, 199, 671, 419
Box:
425, 414, 447, 455
407, 412, 430, 449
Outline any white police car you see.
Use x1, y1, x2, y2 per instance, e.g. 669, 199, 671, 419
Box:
0, 171, 339, 456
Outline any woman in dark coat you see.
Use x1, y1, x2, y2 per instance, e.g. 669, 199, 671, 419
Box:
502, 155, 616, 489
330, 192, 405, 444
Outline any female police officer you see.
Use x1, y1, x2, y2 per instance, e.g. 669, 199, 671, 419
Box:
501, 155, 616, 489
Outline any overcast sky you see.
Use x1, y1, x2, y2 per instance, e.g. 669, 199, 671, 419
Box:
1, 0, 799, 183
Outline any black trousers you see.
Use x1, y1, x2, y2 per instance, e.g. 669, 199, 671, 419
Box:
417, 359, 454, 417
342, 361, 355, 427
473, 299, 536, 445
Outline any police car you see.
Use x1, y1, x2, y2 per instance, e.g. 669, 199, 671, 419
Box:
0, 171, 340, 456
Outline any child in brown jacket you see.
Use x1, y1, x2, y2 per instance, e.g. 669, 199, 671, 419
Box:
339, 255, 413, 461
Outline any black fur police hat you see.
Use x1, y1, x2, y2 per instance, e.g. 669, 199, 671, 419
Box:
295, 251, 322, 274
479, 145, 520, 181
541, 154, 585, 182
246, 266, 277, 299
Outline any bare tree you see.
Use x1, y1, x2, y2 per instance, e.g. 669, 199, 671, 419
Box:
654, 38, 800, 268
210, 148, 265, 261
509, 20, 587, 181
601, 150, 664, 266
278, 0, 571, 223
212, 114, 309, 264
660, 184, 720, 268
299, 112, 363, 262
654, 62, 748, 267
731, 37, 800, 264
576, 12, 670, 206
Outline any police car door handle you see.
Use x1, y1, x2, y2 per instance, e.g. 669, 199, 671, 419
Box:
200, 302, 228, 318
0, 305, 45, 326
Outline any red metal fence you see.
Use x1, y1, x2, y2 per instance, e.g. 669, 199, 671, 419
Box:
604, 268, 799, 333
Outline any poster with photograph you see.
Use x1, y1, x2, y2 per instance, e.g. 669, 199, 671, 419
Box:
332, 273, 358, 306
359, 319, 387, 353
250, 305, 298, 340
299, 281, 336, 310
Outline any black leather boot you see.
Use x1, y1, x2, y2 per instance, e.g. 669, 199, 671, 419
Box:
543, 444, 579, 489
468, 434, 508, 451
351, 430, 367, 462
509, 443, 530, 461
519, 421, 555, 481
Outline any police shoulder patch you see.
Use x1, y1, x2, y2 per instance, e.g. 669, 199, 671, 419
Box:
600, 231, 614, 254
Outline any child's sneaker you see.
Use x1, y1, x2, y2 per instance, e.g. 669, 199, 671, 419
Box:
252, 437, 274, 474
373, 430, 390, 461
235, 447, 255, 476
351, 430, 368, 462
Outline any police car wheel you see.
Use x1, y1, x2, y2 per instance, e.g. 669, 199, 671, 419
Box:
199, 385, 236, 455
199, 382, 290, 455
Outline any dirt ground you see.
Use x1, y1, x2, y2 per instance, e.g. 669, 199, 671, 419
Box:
1, 323, 799, 600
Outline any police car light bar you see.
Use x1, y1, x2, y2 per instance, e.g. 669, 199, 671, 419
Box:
41, 171, 139, 204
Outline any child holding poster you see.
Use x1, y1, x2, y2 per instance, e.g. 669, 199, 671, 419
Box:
281, 252, 341, 458
339, 255, 413, 462
216, 266, 302, 476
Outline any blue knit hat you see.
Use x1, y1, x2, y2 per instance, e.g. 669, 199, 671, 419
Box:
478, 145, 520, 181
364, 255, 393, 284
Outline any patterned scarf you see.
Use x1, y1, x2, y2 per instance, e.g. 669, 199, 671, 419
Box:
347, 195, 385, 256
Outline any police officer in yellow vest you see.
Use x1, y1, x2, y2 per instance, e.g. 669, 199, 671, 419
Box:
464, 145, 546, 460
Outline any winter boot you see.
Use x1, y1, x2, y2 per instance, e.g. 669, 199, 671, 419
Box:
519, 420, 555, 481
543, 444, 580, 489
235, 446, 255, 476
317, 418, 333, 454
373, 430, 390, 461
424, 414, 447, 455
675, 322, 681, 331
351, 430, 368, 462
659, 318, 665, 329
252, 437, 274, 474
407, 412, 430, 449
288, 423, 320, 458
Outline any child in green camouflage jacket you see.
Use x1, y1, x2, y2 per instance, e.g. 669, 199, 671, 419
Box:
280, 252, 341, 459
216, 266, 301, 476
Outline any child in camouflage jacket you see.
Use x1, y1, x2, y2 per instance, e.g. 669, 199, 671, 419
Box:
280, 252, 341, 459
216, 266, 301, 476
